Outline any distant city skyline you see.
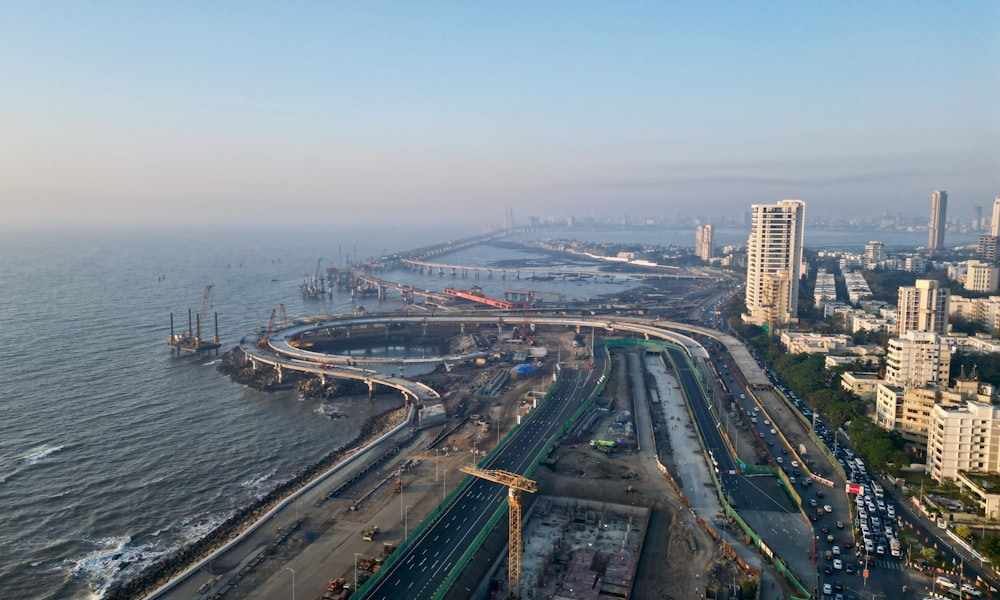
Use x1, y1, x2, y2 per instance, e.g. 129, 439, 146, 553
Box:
0, 3, 997, 231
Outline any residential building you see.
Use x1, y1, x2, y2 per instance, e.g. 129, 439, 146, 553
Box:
744, 199, 805, 329
843, 271, 873, 305
779, 332, 851, 354
927, 400, 1000, 482
884, 331, 951, 388
875, 384, 965, 446
949, 295, 1000, 332
977, 235, 998, 264
841, 372, 881, 401
966, 260, 999, 293
864, 241, 885, 270
695, 224, 714, 261
896, 279, 949, 337
814, 268, 837, 305
929, 190, 948, 251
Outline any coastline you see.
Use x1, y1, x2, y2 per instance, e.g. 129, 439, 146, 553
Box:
104, 404, 410, 600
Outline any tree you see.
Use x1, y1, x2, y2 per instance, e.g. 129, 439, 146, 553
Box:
978, 535, 1000, 564
920, 547, 937, 561
954, 524, 971, 539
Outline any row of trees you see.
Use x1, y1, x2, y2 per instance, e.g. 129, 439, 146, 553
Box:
727, 299, 910, 473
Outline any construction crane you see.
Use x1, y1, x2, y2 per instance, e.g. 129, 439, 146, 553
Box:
259, 308, 276, 347
196, 284, 213, 341
460, 466, 537, 599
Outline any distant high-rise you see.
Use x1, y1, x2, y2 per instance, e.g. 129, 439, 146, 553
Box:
896, 279, 949, 337
863, 241, 884, 270
695, 224, 714, 261
744, 199, 805, 329
991, 196, 1000, 237
928, 190, 948, 250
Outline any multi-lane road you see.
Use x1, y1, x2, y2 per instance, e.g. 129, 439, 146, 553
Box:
358, 356, 607, 600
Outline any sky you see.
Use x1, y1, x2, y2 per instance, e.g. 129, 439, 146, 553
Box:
0, 2, 997, 231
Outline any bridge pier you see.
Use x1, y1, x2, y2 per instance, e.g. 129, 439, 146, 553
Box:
276, 364, 283, 383
319, 373, 326, 385
451, 268, 457, 277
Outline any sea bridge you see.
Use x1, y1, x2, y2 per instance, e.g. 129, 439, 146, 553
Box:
399, 258, 706, 280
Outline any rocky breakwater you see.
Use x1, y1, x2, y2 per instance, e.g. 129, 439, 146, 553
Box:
104, 405, 410, 600
216, 346, 368, 399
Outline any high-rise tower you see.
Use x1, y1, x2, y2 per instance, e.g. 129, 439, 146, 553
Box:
896, 279, 949, 337
991, 196, 1000, 237
928, 190, 948, 251
744, 199, 805, 329
695, 224, 714, 261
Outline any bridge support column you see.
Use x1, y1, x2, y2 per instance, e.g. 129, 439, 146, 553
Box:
460, 323, 465, 334
399, 363, 405, 378
276, 364, 283, 383
320, 374, 326, 385
367, 379, 375, 399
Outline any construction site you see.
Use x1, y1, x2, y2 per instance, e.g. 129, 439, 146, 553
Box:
518, 497, 648, 600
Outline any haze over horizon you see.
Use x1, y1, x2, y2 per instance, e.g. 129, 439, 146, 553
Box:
1, 2, 997, 231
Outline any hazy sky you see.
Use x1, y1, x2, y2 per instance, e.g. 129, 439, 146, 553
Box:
1, 2, 997, 230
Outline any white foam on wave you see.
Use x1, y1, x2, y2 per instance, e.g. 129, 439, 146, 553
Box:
241, 467, 278, 498
178, 511, 231, 542
22, 444, 63, 464
315, 403, 343, 419
69, 534, 171, 598
204, 359, 219, 367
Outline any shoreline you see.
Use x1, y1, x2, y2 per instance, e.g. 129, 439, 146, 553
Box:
105, 405, 410, 600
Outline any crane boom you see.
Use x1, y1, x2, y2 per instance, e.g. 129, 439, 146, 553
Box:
197, 285, 213, 335
461, 466, 536, 599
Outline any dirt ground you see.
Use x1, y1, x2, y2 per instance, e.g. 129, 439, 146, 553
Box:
534, 347, 752, 599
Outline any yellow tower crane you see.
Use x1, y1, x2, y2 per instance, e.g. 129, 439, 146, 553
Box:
460, 466, 537, 599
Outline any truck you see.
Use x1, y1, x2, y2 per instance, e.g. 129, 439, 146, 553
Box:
362, 525, 380, 541
589, 439, 616, 454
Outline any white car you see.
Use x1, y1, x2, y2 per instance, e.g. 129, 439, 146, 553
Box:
791, 460, 799, 467
824, 504, 833, 513
823, 583, 833, 595
833, 558, 843, 570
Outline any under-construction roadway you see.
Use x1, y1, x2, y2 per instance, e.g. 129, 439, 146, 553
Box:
358, 360, 606, 600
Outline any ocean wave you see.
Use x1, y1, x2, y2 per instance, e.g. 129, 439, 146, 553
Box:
69, 535, 170, 598
178, 511, 231, 543
22, 444, 63, 464
241, 468, 278, 498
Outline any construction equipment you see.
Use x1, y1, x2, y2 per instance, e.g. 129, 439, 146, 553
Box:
393, 477, 402, 493
168, 285, 221, 355
460, 466, 537, 599
361, 525, 380, 541
197, 285, 213, 341
258, 308, 276, 347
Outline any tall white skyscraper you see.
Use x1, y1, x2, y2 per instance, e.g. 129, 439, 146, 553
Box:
695, 224, 714, 261
928, 190, 948, 250
896, 279, 949, 337
990, 196, 1000, 237
744, 199, 805, 329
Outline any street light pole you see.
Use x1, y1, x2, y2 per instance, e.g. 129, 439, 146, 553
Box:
286, 567, 295, 600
